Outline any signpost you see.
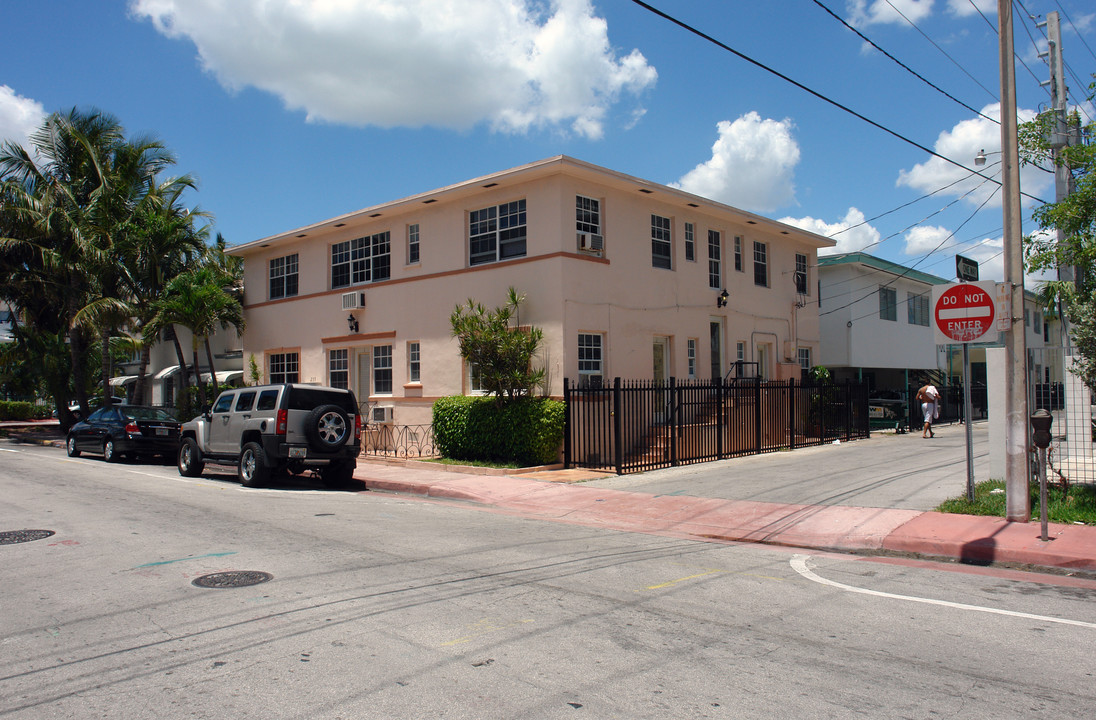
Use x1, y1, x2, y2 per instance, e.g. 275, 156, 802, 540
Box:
931, 281, 998, 500
956, 254, 979, 282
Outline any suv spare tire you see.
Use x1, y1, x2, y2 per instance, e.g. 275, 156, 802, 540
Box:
305, 404, 351, 452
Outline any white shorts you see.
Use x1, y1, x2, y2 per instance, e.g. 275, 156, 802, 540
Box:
922, 402, 934, 423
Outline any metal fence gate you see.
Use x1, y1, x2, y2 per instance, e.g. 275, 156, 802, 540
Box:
564, 377, 870, 474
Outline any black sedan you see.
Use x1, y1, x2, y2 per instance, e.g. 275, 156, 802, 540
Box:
65, 406, 180, 462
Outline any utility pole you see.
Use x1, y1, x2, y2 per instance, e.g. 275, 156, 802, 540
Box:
1040, 12, 1077, 291
998, 0, 1030, 521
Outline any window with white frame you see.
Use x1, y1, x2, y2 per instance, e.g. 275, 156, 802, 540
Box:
736, 341, 745, 363
329, 348, 349, 389
407, 341, 421, 383
269, 352, 299, 384
734, 236, 743, 272
373, 345, 393, 394
470, 199, 526, 265
684, 222, 695, 262
907, 291, 929, 326
879, 286, 897, 321
651, 214, 672, 269
269, 253, 298, 300
687, 338, 697, 378
1034, 312, 1042, 334
578, 333, 604, 388
753, 241, 768, 287
467, 361, 485, 394
331, 232, 390, 289
798, 347, 811, 370
407, 224, 420, 265
795, 253, 808, 294
576, 195, 600, 235
708, 230, 722, 289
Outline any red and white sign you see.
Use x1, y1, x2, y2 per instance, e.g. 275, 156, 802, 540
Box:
932, 282, 998, 344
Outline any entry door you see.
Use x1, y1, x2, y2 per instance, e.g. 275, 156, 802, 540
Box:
757, 343, 770, 380
709, 320, 723, 380
652, 337, 670, 383
357, 351, 371, 408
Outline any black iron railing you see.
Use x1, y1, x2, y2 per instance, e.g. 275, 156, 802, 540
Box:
361, 423, 436, 459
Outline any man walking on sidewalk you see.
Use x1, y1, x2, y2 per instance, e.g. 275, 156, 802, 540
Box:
915, 384, 940, 438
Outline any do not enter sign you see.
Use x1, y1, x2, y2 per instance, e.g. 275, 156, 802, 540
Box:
931, 281, 998, 344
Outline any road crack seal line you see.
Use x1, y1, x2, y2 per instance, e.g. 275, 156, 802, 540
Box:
791, 554, 1096, 630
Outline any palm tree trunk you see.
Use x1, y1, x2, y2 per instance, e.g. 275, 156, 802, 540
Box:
204, 338, 219, 399
168, 325, 189, 390
133, 344, 151, 406
191, 342, 207, 409
100, 327, 113, 406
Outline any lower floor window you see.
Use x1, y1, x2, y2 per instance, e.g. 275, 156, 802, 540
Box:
373, 345, 393, 394
578, 333, 604, 387
329, 349, 349, 389
798, 347, 811, 370
408, 342, 421, 383
270, 352, 299, 384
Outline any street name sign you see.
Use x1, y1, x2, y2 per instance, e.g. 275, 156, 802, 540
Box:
932, 281, 998, 344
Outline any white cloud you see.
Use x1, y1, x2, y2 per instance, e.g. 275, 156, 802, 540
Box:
780, 208, 881, 257
945, 0, 994, 17
129, 0, 656, 139
0, 86, 45, 147
896, 103, 1052, 209
847, 0, 934, 26
674, 113, 799, 212
903, 224, 954, 255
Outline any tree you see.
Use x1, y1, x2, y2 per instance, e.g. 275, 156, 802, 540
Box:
1021, 76, 1096, 387
450, 287, 545, 401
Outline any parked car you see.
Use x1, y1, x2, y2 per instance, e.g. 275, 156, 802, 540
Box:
65, 405, 180, 462
176, 384, 361, 489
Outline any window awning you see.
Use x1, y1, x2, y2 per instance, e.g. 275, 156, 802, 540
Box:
201, 370, 244, 384
108, 375, 138, 387
154, 365, 181, 379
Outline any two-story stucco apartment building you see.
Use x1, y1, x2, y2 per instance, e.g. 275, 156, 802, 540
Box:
227, 156, 834, 425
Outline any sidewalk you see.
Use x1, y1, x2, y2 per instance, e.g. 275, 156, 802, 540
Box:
353, 443, 1096, 576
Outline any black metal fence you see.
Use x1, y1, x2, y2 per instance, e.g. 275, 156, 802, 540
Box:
904, 383, 989, 432
565, 377, 870, 475
361, 423, 437, 459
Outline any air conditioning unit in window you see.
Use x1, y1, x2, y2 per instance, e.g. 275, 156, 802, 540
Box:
341, 291, 365, 311
371, 406, 393, 424
577, 233, 604, 252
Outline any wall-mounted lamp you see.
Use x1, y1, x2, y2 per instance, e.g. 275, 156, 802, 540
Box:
717, 289, 729, 308
347, 313, 359, 333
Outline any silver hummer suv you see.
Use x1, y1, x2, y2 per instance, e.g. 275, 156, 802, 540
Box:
177, 384, 361, 488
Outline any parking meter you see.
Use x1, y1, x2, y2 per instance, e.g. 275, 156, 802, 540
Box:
1031, 409, 1052, 449
1030, 409, 1053, 541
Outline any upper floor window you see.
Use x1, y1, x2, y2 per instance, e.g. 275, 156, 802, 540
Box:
470, 199, 526, 265
651, 214, 672, 269
908, 292, 929, 326
795, 253, 808, 294
332, 232, 390, 289
269, 352, 299, 384
1034, 312, 1042, 334
685, 222, 695, 262
269, 253, 298, 300
407, 223, 420, 265
329, 348, 349, 389
798, 347, 812, 370
708, 230, 722, 289
734, 236, 743, 272
879, 286, 897, 321
753, 241, 768, 287
576, 196, 600, 235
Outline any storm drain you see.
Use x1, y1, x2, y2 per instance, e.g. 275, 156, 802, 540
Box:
192, 571, 273, 589
0, 530, 55, 545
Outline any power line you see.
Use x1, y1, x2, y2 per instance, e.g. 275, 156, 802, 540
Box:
1056, 0, 1096, 64
626, 0, 1050, 204
811, 0, 998, 123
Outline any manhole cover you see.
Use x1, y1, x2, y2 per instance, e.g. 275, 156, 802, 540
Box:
0, 530, 55, 545
192, 571, 273, 589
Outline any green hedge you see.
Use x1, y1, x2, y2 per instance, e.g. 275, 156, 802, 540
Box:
432, 396, 565, 466
0, 400, 52, 421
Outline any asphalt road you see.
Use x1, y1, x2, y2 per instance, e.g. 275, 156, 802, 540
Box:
2, 439, 1094, 719
583, 421, 990, 511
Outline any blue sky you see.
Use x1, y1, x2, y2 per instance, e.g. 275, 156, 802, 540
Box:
2, 0, 1094, 284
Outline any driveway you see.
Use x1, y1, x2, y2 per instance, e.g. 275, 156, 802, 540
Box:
581, 421, 988, 512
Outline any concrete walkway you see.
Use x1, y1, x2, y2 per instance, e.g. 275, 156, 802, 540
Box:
354, 422, 1096, 575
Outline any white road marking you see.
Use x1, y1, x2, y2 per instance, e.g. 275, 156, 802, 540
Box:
791, 555, 1096, 629
0, 447, 18, 453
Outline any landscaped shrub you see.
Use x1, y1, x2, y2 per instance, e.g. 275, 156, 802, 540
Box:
0, 400, 52, 421
433, 396, 565, 466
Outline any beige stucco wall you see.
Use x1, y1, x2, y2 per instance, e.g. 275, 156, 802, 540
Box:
232, 157, 831, 425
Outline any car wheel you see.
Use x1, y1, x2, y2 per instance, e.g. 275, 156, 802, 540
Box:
103, 438, 120, 463
178, 438, 205, 477
320, 461, 357, 489
238, 441, 271, 488
304, 404, 350, 452
66, 435, 81, 457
